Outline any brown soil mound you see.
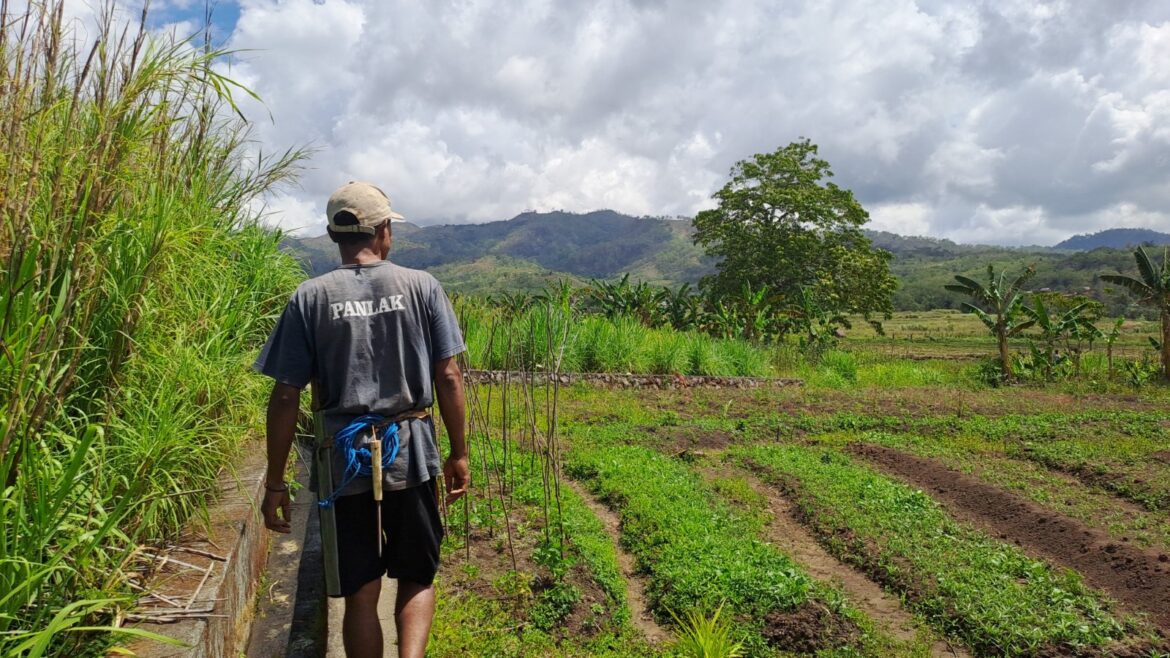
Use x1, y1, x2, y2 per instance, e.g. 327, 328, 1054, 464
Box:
442, 523, 615, 642
850, 443, 1170, 634
642, 425, 736, 453
1019, 446, 1170, 513
762, 602, 861, 653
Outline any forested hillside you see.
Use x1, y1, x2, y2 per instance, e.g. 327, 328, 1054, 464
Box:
286, 214, 1156, 315
287, 210, 711, 287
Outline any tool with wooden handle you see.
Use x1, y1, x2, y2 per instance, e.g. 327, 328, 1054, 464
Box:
313, 410, 343, 597
371, 430, 383, 558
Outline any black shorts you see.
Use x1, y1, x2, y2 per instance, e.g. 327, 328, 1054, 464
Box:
330, 480, 444, 597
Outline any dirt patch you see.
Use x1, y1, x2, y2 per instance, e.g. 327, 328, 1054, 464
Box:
699, 464, 970, 658
850, 443, 1170, 635
762, 602, 861, 653
563, 479, 671, 645
441, 510, 615, 641
641, 425, 736, 453
1152, 451, 1170, 465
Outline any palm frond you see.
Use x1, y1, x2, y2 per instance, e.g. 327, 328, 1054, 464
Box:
1008, 265, 1036, 295
950, 275, 987, 295
1133, 247, 1160, 289
1100, 274, 1155, 302
960, 303, 996, 331
1007, 319, 1036, 336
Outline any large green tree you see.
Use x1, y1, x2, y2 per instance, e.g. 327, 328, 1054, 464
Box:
692, 140, 895, 333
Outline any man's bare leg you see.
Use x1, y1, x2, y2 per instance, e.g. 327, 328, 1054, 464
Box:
343, 578, 383, 658
395, 580, 435, 658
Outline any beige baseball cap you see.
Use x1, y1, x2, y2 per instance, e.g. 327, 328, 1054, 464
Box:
326, 181, 405, 234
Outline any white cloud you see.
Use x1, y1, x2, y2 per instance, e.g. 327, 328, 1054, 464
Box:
869, 202, 934, 237
252, 193, 319, 234
220, 0, 1170, 244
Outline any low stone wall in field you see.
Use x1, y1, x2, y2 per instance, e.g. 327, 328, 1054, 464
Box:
463, 369, 803, 389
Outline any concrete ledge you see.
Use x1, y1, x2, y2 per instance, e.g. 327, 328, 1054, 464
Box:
245, 458, 325, 658
120, 446, 271, 658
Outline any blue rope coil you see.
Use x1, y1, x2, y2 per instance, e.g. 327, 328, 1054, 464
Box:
318, 414, 400, 509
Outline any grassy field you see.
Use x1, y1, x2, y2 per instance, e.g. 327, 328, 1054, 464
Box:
457, 299, 776, 377
844, 309, 1159, 362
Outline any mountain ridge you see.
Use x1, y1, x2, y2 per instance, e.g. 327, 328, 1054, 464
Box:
283, 211, 1157, 314
1053, 228, 1170, 251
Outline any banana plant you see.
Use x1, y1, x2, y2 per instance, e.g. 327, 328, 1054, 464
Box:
789, 287, 850, 355
1100, 247, 1170, 381
493, 291, 536, 317
534, 279, 578, 314
663, 283, 703, 332
1103, 317, 1125, 377
703, 301, 744, 340
587, 274, 667, 327
731, 282, 777, 342
1020, 295, 1102, 379
945, 265, 1036, 380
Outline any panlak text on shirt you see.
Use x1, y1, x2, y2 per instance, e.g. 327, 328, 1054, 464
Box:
329, 295, 407, 320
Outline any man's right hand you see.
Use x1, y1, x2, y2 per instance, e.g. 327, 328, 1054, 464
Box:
263, 382, 300, 534
443, 455, 470, 504
262, 488, 292, 533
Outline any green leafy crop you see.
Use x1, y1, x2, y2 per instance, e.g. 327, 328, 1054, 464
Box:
733, 445, 1145, 656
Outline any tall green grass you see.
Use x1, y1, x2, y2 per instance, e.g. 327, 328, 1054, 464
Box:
456, 300, 774, 377
0, 4, 302, 654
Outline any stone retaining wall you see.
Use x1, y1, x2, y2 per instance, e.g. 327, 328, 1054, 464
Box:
464, 370, 803, 389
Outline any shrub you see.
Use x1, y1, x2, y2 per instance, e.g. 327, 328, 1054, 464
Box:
820, 350, 858, 382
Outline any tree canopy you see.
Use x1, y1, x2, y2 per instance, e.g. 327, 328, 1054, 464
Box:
692, 139, 895, 329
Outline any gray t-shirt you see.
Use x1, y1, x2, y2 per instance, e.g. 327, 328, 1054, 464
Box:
253, 260, 465, 496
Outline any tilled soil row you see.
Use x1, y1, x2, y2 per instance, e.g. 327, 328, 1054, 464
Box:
698, 464, 971, 658
1015, 446, 1170, 513
570, 470, 890, 654
562, 478, 670, 645
850, 443, 1170, 634
626, 387, 1168, 428
439, 523, 617, 644
570, 452, 865, 654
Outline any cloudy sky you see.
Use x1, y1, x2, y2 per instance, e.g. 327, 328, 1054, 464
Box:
146, 0, 1170, 245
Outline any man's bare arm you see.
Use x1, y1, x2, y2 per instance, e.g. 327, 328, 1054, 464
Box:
262, 382, 300, 533
434, 356, 469, 503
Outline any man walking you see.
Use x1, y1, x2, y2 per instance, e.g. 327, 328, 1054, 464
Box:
256, 181, 470, 657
